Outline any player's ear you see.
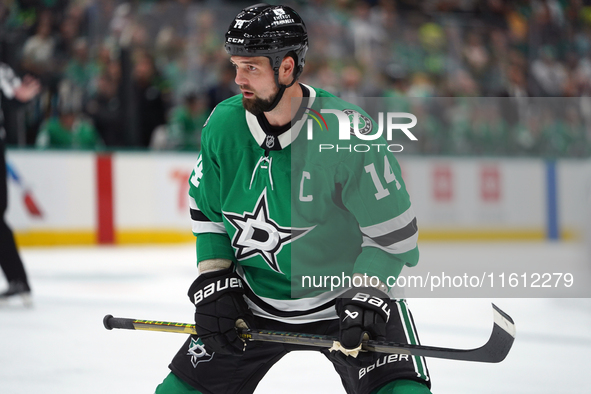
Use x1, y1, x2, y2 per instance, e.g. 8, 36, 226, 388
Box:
280, 55, 296, 83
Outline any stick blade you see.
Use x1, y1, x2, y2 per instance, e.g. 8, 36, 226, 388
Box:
484, 303, 516, 363
366, 303, 516, 363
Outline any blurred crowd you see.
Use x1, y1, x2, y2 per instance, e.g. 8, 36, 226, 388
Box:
0, 0, 590, 157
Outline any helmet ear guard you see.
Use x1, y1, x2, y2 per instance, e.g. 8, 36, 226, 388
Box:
269, 49, 307, 88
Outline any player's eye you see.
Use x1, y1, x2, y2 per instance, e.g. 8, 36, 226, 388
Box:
248, 65, 257, 72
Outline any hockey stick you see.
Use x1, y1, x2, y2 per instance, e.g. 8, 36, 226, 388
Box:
104, 303, 515, 363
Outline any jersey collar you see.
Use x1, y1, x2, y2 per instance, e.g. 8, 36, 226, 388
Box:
245, 83, 316, 150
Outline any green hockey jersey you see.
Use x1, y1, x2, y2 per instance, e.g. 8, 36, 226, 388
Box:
188, 84, 419, 323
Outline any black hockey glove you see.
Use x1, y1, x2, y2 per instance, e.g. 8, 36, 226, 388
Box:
331, 287, 391, 368
188, 267, 254, 356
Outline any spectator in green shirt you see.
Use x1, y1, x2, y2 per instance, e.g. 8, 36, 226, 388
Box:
169, 92, 208, 151
35, 104, 103, 150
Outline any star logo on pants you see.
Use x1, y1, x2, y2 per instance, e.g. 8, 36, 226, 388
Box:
224, 189, 314, 274
188, 338, 214, 368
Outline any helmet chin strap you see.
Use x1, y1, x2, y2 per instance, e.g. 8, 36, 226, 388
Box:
263, 67, 299, 113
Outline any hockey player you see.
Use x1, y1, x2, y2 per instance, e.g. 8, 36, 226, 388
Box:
156, 4, 431, 394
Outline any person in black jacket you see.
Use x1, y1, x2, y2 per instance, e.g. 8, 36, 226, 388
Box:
0, 63, 40, 303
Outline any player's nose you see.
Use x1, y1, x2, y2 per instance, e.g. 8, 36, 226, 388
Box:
234, 68, 248, 86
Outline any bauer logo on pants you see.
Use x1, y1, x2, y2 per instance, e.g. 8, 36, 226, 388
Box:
358, 354, 410, 379
188, 337, 215, 368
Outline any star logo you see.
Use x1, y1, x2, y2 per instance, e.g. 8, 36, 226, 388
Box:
224, 189, 314, 274
188, 338, 214, 368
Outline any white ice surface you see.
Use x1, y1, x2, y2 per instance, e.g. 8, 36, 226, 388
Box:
1, 242, 590, 393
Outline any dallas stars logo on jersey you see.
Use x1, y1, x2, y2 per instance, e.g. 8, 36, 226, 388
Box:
187, 338, 214, 368
224, 189, 314, 274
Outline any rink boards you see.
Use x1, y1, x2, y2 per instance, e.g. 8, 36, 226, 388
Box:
5, 150, 590, 246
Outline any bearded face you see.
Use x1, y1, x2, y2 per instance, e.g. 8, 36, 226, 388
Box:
241, 84, 280, 115
231, 55, 292, 115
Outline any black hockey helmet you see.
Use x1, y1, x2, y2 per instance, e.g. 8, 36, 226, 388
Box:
225, 3, 308, 84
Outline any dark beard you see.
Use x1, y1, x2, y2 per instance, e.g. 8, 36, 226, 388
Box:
242, 90, 280, 115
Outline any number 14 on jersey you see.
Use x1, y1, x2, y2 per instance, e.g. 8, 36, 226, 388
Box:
365, 155, 401, 200
299, 155, 401, 203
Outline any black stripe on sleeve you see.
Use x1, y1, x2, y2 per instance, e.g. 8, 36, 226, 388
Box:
190, 208, 212, 222
362, 218, 418, 247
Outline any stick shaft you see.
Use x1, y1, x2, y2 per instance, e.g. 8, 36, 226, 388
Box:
103, 303, 515, 363
104, 315, 197, 335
